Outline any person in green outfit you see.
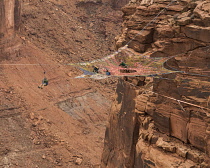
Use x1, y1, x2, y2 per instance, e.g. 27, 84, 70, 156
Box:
119, 61, 127, 68
38, 72, 48, 89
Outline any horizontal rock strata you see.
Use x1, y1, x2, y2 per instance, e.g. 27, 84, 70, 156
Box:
102, 0, 210, 167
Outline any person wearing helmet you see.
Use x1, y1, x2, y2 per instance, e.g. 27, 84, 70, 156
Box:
38, 77, 48, 89
42, 77, 48, 86
93, 66, 99, 73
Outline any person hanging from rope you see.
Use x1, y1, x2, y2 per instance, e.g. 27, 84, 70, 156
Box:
38, 72, 48, 89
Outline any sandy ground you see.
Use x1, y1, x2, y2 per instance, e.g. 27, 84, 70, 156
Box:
0, 0, 122, 167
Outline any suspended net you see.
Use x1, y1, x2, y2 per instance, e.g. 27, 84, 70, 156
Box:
68, 46, 180, 79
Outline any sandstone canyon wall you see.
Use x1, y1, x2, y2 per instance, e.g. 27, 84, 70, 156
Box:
0, 0, 21, 58
0, 0, 122, 167
102, 0, 130, 8
102, 0, 210, 167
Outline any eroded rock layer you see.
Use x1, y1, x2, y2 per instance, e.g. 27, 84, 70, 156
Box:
102, 0, 210, 167
0, 0, 21, 58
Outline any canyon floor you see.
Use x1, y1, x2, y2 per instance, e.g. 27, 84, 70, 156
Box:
0, 0, 123, 167
1, 0, 210, 167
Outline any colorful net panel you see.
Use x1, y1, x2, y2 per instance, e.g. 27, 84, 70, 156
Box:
69, 47, 179, 79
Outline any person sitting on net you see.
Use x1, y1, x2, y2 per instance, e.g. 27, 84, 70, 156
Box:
93, 66, 99, 73
119, 61, 127, 68
38, 77, 48, 89
106, 69, 111, 76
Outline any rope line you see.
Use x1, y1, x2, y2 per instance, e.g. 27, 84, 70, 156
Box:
133, 82, 210, 113
146, 90, 210, 110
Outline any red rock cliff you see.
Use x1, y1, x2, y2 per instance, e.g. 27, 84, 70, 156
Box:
102, 0, 210, 167
0, 0, 21, 57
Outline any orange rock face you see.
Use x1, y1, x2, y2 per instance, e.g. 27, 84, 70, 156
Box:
0, 0, 122, 167
102, 0, 210, 167
0, 0, 21, 57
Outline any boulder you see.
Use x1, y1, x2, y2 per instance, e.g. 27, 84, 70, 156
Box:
135, 140, 195, 168
176, 11, 192, 19
122, 5, 136, 16
167, 5, 185, 12
136, 5, 162, 16
128, 41, 149, 53
186, 150, 203, 163
154, 25, 175, 40
128, 29, 153, 43
75, 158, 83, 165
176, 17, 191, 26
193, 1, 210, 27
176, 147, 187, 158
156, 137, 176, 153
182, 25, 210, 43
